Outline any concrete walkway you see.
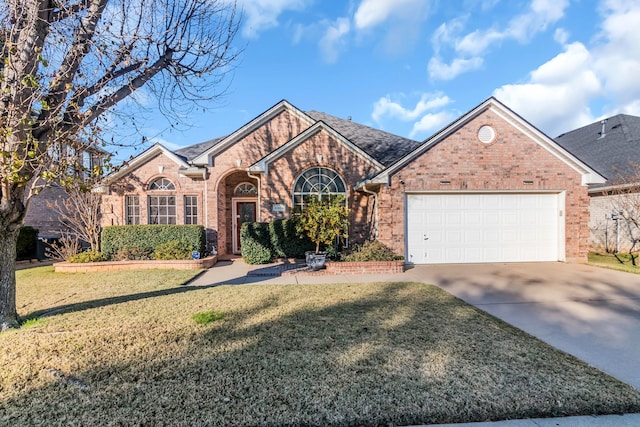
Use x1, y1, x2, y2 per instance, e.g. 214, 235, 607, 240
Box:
188, 259, 640, 426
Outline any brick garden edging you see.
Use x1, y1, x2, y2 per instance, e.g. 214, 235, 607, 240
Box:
54, 256, 217, 273
325, 260, 405, 275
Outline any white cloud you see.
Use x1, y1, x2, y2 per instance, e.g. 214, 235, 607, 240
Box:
493, 42, 601, 136
429, 0, 570, 80
353, 0, 428, 30
428, 56, 483, 80
237, 0, 310, 38
371, 93, 454, 139
318, 18, 351, 63
373, 93, 451, 122
492, 1, 640, 137
410, 111, 456, 138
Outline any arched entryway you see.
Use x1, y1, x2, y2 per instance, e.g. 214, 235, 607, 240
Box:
217, 170, 259, 255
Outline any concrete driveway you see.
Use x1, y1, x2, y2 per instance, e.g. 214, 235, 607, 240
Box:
403, 262, 640, 389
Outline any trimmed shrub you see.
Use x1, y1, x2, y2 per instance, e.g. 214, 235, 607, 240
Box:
269, 218, 314, 259
101, 225, 205, 258
16, 226, 38, 260
112, 246, 152, 261
68, 250, 109, 263
240, 222, 272, 264
342, 240, 404, 262
152, 240, 193, 260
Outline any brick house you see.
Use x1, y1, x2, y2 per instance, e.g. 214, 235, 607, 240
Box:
555, 114, 640, 252
100, 97, 604, 263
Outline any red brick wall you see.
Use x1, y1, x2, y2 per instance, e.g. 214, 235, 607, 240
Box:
264, 129, 379, 243
376, 110, 590, 261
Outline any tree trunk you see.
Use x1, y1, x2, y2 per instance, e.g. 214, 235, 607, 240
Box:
0, 227, 20, 330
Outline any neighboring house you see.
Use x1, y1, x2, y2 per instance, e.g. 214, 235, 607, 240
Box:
24, 147, 106, 239
99, 97, 604, 263
555, 114, 640, 252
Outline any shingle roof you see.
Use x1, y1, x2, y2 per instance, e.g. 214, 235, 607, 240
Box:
306, 111, 422, 166
174, 136, 226, 162
172, 110, 421, 167
554, 114, 640, 186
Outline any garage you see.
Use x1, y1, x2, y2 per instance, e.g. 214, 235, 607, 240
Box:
406, 193, 562, 264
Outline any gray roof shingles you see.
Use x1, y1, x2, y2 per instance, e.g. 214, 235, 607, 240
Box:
306, 111, 422, 166
554, 114, 640, 186
169, 109, 422, 167
173, 136, 226, 162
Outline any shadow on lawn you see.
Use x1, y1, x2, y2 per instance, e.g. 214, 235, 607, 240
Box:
20, 268, 268, 321
4, 281, 640, 426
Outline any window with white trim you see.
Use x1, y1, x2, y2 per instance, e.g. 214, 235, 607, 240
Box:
125, 195, 140, 225
148, 196, 176, 224
148, 177, 176, 191
293, 167, 346, 211
234, 182, 257, 195
184, 195, 198, 224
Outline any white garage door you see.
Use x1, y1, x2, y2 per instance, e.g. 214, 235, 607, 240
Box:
406, 193, 561, 264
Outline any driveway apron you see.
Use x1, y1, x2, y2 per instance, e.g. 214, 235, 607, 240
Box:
403, 262, 640, 389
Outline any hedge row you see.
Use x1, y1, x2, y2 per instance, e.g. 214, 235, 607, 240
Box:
101, 225, 206, 258
241, 218, 314, 264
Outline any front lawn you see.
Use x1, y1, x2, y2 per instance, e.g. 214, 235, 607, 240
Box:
589, 252, 640, 274
2, 267, 639, 426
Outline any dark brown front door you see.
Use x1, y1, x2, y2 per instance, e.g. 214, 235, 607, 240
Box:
235, 201, 257, 253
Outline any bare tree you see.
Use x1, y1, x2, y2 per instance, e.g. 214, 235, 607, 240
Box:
596, 163, 640, 265
0, 0, 240, 330
47, 184, 102, 251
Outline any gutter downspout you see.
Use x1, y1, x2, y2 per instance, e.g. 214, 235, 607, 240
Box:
247, 171, 261, 221
361, 184, 379, 240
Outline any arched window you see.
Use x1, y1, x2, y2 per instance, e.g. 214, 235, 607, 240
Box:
147, 177, 176, 224
148, 177, 175, 190
234, 182, 257, 196
293, 167, 346, 211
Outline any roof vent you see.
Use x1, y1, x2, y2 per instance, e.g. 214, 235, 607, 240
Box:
347, 116, 352, 121
598, 119, 607, 139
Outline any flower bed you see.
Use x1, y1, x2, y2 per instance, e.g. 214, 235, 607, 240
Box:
54, 256, 217, 273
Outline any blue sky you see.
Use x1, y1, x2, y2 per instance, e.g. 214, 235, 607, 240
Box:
110, 0, 640, 161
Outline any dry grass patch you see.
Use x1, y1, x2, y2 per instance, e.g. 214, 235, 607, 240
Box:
2, 267, 640, 426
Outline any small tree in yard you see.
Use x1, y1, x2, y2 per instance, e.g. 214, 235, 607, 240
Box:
46, 184, 102, 252
0, 0, 240, 330
296, 195, 349, 255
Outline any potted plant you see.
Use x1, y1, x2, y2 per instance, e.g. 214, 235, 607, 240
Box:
296, 195, 349, 270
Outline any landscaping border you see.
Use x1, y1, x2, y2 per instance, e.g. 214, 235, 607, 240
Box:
53, 256, 217, 273
326, 260, 405, 275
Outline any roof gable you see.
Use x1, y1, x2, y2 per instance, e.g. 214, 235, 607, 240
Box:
104, 143, 194, 183
366, 97, 605, 187
191, 100, 315, 165
248, 121, 384, 174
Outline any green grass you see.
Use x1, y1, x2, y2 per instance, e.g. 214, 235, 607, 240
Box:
192, 310, 225, 325
589, 252, 640, 274
1, 266, 639, 426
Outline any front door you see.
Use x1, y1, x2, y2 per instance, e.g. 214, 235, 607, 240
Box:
233, 200, 257, 254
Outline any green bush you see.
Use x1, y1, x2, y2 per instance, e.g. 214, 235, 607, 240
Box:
67, 250, 109, 263
101, 225, 205, 258
112, 246, 153, 261
269, 218, 314, 259
152, 240, 193, 260
240, 222, 272, 264
16, 226, 38, 260
342, 240, 404, 262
